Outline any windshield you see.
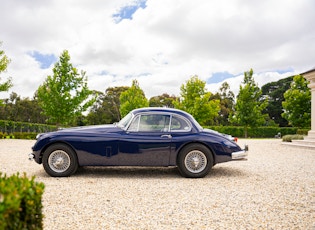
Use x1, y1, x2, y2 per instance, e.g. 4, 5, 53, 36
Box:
117, 112, 133, 129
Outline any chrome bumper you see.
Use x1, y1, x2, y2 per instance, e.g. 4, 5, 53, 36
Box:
232, 145, 248, 160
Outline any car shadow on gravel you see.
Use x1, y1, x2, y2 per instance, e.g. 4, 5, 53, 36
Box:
68, 165, 248, 179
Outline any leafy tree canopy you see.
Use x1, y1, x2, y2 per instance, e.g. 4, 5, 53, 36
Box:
0, 42, 13, 102
211, 82, 235, 125
231, 69, 268, 137
282, 75, 310, 128
173, 75, 220, 126
261, 76, 293, 127
119, 80, 149, 117
149, 93, 177, 108
87, 86, 129, 124
37, 50, 95, 126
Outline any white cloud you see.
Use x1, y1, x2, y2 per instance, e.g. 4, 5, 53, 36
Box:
0, 0, 314, 100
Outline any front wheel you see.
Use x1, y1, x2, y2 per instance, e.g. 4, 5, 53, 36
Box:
177, 144, 213, 178
42, 144, 78, 177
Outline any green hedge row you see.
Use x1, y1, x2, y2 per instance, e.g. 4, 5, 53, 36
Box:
0, 120, 56, 134
0, 173, 45, 230
205, 126, 309, 138
0, 132, 38, 139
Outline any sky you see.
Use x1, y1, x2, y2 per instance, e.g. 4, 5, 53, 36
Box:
0, 0, 315, 100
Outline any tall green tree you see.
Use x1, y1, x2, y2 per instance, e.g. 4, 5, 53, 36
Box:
282, 75, 311, 128
261, 76, 293, 127
87, 86, 129, 124
231, 69, 268, 137
0, 92, 47, 123
37, 50, 95, 126
0, 42, 13, 103
119, 80, 148, 117
173, 75, 220, 126
211, 82, 235, 125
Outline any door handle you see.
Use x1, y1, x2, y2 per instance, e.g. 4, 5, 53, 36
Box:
161, 134, 172, 139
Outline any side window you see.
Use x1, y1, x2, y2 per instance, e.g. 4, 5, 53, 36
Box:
128, 114, 170, 132
171, 115, 191, 132
128, 115, 140, 131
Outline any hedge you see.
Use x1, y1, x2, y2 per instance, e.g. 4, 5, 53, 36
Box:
205, 126, 309, 138
0, 120, 56, 134
0, 173, 45, 230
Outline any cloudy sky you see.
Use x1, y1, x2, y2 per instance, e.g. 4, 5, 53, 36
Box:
0, 0, 314, 99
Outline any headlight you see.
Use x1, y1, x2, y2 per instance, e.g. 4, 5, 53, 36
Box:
36, 133, 43, 139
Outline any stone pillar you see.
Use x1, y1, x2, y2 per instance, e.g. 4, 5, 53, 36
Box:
302, 68, 315, 138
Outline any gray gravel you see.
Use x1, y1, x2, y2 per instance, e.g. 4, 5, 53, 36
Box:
0, 139, 314, 229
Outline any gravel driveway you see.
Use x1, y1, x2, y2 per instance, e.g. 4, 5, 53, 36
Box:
0, 139, 314, 229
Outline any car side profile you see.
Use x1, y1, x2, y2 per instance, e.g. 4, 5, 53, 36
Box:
29, 107, 248, 178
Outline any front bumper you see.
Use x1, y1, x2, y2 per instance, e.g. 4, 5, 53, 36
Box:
232, 145, 248, 160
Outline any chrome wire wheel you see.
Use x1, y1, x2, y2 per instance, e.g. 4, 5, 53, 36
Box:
184, 150, 207, 173
48, 150, 71, 173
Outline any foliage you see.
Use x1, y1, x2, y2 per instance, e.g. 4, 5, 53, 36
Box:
206, 126, 299, 138
149, 93, 177, 108
0, 173, 45, 230
261, 76, 293, 127
0, 92, 48, 123
173, 75, 220, 126
87, 86, 129, 124
120, 80, 149, 117
0, 119, 56, 135
282, 75, 311, 128
231, 69, 268, 137
211, 82, 235, 125
282, 134, 304, 142
0, 42, 13, 104
37, 50, 95, 127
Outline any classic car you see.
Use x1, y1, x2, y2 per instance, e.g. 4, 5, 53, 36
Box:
29, 107, 248, 178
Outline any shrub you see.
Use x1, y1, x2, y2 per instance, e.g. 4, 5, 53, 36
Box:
0, 173, 45, 230
205, 126, 299, 138
282, 134, 304, 142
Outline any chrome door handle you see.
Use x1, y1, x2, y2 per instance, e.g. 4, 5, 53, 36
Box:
161, 134, 172, 139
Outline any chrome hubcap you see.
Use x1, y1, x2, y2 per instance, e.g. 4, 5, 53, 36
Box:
48, 150, 71, 173
184, 150, 207, 173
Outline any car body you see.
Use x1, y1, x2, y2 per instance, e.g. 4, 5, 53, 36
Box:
29, 107, 248, 178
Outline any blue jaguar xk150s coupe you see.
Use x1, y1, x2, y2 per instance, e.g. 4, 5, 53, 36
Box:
29, 107, 248, 178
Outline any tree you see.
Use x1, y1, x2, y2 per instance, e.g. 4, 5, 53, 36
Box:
119, 80, 149, 117
261, 76, 293, 127
211, 82, 235, 125
282, 75, 311, 128
173, 75, 220, 125
149, 93, 177, 107
231, 69, 268, 137
0, 42, 13, 103
0, 92, 47, 123
37, 50, 95, 126
87, 86, 129, 124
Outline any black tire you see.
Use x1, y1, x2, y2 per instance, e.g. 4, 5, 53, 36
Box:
177, 144, 213, 178
42, 143, 78, 177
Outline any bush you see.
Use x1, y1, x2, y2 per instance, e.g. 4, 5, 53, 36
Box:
0, 173, 45, 230
205, 126, 300, 138
282, 134, 304, 142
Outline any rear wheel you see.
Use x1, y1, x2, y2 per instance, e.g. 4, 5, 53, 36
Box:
42, 144, 78, 177
177, 144, 213, 178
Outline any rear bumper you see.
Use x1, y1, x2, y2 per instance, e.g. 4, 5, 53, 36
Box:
232, 145, 248, 160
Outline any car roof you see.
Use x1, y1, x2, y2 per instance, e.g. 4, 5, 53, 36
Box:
131, 107, 190, 116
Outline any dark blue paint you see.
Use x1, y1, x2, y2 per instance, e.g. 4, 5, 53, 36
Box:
31, 108, 243, 167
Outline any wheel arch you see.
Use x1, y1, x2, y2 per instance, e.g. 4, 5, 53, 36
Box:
176, 141, 215, 166
39, 141, 78, 164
